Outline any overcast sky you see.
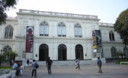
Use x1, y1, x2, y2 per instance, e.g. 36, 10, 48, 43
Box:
6, 0, 128, 23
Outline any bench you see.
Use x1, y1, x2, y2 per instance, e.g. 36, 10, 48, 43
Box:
120, 62, 128, 64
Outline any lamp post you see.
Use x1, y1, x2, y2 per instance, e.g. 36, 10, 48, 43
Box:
0, 49, 4, 66
0, 50, 3, 54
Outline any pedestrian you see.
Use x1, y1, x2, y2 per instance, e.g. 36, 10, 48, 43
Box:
97, 57, 102, 73
27, 59, 29, 66
31, 59, 38, 77
75, 58, 80, 70
46, 57, 53, 74
20, 64, 24, 75
29, 58, 33, 70
29, 58, 33, 65
12, 61, 20, 76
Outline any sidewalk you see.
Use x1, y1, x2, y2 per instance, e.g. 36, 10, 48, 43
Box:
15, 64, 128, 78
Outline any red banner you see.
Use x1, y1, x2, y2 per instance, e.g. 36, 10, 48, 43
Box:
26, 26, 34, 53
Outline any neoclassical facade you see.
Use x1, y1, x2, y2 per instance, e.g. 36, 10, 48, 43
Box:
0, 9, 127, 61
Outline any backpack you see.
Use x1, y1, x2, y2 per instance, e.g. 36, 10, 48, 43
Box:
97, 60, 102, 65
47, 60, 53, 65
35, 63, 39, 68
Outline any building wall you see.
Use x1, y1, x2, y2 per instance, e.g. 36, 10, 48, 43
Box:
99, 23, 124, 58
0, 18, 17, 52
0, 9, 126, 61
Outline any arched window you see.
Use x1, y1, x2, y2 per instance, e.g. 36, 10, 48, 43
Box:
3, 45, 12, 52
39, 21, 49, 36
4, 25, 13, 39
111, 47, 117, 58
57, 22, 66, 37
74, 23, 82, 37
109, 31, 115, 41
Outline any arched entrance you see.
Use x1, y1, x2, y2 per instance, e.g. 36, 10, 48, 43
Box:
39, 44, 49, 61
124, 47, 128, 57
111, 47, 117, 58
75, 44, 83, 60
58, 44, 67, 60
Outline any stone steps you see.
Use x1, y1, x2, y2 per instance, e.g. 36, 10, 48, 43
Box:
33, 60, 96, 66
22, 58, 106, 66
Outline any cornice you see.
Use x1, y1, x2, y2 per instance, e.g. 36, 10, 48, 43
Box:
17, 9, 100, 21
15, 35, 92, 40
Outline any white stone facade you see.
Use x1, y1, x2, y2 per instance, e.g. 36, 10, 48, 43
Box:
0, 9, 127, 61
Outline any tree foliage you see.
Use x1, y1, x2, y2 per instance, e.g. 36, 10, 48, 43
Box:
0, 0, 17, 25
114, 9, 128, 45
3, 50, 18, 61
0, 50, 18, 66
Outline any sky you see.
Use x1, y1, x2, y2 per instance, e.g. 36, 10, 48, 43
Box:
6, 0, 128, 23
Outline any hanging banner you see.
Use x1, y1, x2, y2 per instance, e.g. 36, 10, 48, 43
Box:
26, 26, 34, 53
92, 30, 97, 49
92, 30, 102, 52
95, 30, 102, 47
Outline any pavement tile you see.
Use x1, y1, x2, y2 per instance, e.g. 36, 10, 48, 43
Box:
15, 63, 128, 78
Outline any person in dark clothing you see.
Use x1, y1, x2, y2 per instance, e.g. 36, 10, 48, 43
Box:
97, 57, 102, 73
31, 59, 38, 77
12, 61, 20, 76
46, 57, 53, 74
27, 59, 29, 65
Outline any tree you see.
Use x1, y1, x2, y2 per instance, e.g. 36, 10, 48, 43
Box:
2, 50, 18, 66
0, 0, 17, 25
114, 9, 128, 45
3, 50, 18, 60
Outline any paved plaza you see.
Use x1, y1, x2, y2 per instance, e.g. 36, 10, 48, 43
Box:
16, 63, 128, 78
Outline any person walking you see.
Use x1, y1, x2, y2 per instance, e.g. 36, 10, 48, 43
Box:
46, 57, 53, 74
12, 61, 20, 76
27, 59, 29, 66
31, 59, 38, 77
97, 57, 102, 73
75, 58, 80, 70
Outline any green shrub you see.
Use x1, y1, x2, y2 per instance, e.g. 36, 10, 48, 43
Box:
0, 66, 11, 69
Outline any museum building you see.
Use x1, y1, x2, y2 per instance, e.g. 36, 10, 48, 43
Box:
0, 9, 127, 61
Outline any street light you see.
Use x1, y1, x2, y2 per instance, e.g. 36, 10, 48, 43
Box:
0, 49, 4, 66
0, 50, 3, 55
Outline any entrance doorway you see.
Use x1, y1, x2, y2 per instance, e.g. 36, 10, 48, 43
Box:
58, 44, 67, 60
75, 44, 83, 60
39, 44, 49, 61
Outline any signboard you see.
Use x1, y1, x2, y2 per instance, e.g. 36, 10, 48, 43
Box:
26, 26, 34, 53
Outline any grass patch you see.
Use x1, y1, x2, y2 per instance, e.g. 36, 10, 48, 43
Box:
0, 66, 11, 69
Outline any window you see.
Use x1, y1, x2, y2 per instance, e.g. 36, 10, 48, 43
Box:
74, 23, 82, 37
3, 45, 12, 52
4, 25, 13, 39
109, 31, 115, 41
57, 22, 66, 37
39, 21, 49, 36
